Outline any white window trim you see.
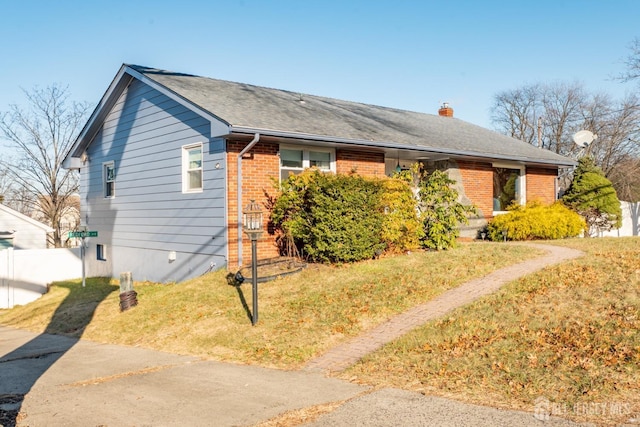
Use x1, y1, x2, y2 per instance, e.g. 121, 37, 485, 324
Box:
279, 144, 336, 181
103, 161, 115, 199
492, 161, 526, 215
182, 142, 204, 193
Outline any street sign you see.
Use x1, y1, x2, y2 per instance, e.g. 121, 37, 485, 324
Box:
68, 231, 98, 238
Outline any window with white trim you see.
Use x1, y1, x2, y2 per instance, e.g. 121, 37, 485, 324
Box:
103, 161, 115, 198
493, 163, 525, 212
279, 146, 335, 181
182, 143, 203, 192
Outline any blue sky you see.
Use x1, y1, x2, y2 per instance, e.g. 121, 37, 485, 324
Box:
1, 0, 639, 149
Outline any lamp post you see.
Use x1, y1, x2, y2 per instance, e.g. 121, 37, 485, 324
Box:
243, 200, 263, 326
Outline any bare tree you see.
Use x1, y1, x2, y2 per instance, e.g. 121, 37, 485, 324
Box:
608, 155, 640, 202
539, 81, 586, 155
0, 85, 89, 247
0, 165, 13, 203
492, 81, 587, 156
491, 82, 640, 186
491, 83, 541, 144
618, 37, 640, 83
581, 93, 640, 176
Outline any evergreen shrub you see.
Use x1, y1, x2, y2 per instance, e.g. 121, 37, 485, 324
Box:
271, 166, 477, 263
419, 170, 477, 250
487, 201, 585, 241
271, 170, 386, 263
380, 177, 424, 253
562, 156, 622, 236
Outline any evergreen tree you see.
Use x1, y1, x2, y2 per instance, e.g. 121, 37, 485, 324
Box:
563, 156, 622, 236
418, 170, 477, 250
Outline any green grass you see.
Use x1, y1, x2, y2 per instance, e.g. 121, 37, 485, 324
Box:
0, 242, 539, 368
345, 237, 640, 426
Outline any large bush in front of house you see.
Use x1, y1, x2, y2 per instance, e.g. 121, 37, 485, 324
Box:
270, 170, 386, 263
562, 156, 622, 236
380, 176, 424, 253
417, 169, 477, 250
271, 167, 476, 262
486, 201, 585, 241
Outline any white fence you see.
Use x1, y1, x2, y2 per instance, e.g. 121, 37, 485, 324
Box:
0, 247, 82, 309
601, 201, 640, 237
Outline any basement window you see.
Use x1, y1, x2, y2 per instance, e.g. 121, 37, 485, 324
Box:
279, 145, 335, 181
493, 163, 525, 212
97, 244, 106, 261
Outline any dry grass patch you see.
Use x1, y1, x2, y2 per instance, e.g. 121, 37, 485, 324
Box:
0, 243, 539, 369
345, 237, 640, 426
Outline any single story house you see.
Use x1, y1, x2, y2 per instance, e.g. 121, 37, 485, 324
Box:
63, 64, 574, 283
0, 204, 54, 250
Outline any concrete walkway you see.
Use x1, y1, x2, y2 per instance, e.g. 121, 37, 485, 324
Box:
304, 243, 584, 374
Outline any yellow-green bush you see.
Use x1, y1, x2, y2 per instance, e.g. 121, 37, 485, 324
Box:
487, 201, 585, 241
380, 178, 424, 252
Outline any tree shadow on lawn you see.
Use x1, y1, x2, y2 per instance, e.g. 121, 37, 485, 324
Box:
0, 278, 117, 427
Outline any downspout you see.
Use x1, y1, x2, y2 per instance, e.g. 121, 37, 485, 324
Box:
237, 133, 260, 266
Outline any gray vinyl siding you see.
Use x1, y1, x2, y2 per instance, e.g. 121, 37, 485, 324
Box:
81, 79, 227, 282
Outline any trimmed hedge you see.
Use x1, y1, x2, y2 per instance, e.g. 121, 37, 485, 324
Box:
271, 170, 386, 263
487, 201, 585, 241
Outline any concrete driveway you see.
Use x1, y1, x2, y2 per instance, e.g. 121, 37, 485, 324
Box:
0, 326, 364, 426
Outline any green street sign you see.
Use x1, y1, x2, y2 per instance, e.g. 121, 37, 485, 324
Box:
68, 231, 98, 238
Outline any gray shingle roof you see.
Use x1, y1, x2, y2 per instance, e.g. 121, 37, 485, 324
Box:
130, 65, 573, 166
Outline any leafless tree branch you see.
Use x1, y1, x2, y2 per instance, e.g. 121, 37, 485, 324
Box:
0, 85, 89, 247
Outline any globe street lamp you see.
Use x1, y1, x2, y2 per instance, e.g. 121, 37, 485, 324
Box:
243, 200, 263, 326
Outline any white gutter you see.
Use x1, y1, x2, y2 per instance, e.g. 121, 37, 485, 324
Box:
236, 133, 260, 266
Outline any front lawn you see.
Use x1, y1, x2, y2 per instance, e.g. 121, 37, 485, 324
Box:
345, 237, 640, 426
0, 243, 539, 368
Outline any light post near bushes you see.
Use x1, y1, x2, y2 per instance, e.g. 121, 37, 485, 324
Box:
243, 200, 263, 326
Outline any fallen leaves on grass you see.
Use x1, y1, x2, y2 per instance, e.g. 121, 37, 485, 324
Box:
346, 238, 640, 426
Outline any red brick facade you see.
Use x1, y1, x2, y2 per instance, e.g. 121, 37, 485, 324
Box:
227, 140, 281, 267
227, 143, 387, 267
526, 167, 558, 205
456, 160, 495, 218
336, 150, 386, 176
455, 161, 559, 219
226, 141, 558, 266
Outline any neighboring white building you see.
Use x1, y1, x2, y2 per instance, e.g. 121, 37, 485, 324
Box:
601, 201, 640, 237
1, 204, 83, 308
0, 204, 53, 249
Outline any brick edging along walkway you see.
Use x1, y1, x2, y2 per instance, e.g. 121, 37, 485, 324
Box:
303, 243, 584, 374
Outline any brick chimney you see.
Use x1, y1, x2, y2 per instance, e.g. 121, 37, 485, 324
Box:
438, 102, 454, 117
